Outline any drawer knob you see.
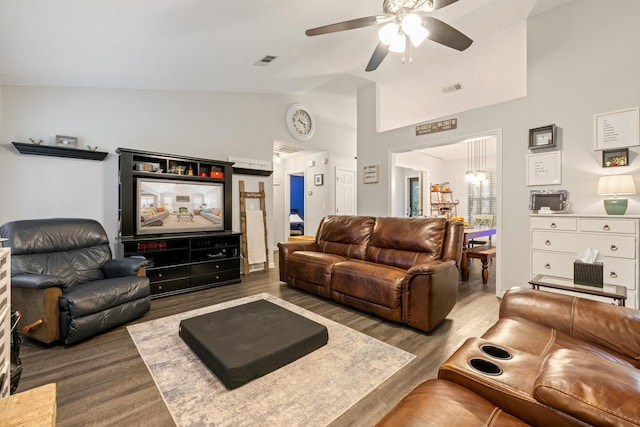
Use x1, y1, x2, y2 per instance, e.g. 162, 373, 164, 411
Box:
550, 223, 557, 229
610, 272, 618, 278
158, 273, 163, 278
545, 263, 551, 269
603, 224, 611, 231
216, 265, 220, 269
610, 244, 618, 251
545, 240, 551, 246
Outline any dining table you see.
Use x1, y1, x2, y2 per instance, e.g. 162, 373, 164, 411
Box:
460, 226, 497, 281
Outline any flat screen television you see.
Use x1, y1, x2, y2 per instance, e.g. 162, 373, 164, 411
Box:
136, 177, 224, 235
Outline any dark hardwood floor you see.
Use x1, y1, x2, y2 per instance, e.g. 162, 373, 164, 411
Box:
16, 258, 499, 427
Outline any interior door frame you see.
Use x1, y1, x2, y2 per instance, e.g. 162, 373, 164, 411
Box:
388, 129, 503, 297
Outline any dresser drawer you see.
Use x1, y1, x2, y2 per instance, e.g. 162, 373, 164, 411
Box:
531, 251, 574, 277
530, 217, 577, 231
531, 231, 636, 259
531, 252, 636, 290
579, 218, 637, 234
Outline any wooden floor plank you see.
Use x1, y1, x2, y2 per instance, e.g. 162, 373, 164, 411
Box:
15, 258, 498, 427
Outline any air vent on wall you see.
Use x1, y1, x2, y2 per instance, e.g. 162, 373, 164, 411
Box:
255, 55, 278, 66
273, 145, 304, 155
441, 83, 463, 94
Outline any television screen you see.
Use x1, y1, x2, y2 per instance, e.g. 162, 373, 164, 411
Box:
136, 178, 224, 235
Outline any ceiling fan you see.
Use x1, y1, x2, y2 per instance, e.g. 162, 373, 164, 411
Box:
305, 0, 473, 72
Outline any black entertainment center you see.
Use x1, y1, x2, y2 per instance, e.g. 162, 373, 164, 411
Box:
116, 148, 241, 298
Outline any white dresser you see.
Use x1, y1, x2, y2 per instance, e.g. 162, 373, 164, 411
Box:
530, 214, 639, 309
0, 248, 10, 397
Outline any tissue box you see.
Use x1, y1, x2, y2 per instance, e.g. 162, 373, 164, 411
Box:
574, 261, 603, 288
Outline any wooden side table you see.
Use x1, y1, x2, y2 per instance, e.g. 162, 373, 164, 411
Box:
528, 274, 627, 306
0, 383, 57, 426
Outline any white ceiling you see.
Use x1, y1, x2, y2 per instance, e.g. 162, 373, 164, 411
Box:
0, 0, 573, 130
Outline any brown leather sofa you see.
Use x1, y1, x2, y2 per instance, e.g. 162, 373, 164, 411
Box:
278, 215, 464, 332
377, 287, 640, 426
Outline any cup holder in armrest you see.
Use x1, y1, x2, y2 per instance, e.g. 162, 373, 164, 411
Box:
480, 344, 512, 360
469, 358, 503, 376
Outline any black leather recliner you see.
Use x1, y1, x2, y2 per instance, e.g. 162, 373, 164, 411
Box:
0, 218, 151, 345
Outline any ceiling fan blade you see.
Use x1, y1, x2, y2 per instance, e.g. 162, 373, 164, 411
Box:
365, 42, 390, 72
306, 16, 382, 36
431, 0, 460, 11
423, 16, 473, 51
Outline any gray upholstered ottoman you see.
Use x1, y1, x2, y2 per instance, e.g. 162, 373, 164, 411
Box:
179, 299, 328, 389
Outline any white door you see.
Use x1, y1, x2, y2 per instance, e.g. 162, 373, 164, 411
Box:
336, 168, 356, 215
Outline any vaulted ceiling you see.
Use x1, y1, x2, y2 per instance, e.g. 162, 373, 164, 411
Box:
0, 0, 573, 130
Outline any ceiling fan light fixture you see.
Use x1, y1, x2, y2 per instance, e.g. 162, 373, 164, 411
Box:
408, 26, 429, 47
420, 0, 435, 12
389, 33, 406, 53
378, 22, 399, 45
401, 13, 421, 33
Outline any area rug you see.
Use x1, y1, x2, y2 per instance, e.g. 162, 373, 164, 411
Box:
127, 293, 415, 427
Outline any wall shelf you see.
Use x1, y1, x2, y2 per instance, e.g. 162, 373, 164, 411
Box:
12, 142, 109, 161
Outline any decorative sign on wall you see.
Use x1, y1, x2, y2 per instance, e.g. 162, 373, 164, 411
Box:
363, 165, 379, 184
415, 118, 458, 136
527, 151, 562, 186
594, 107, 639, 150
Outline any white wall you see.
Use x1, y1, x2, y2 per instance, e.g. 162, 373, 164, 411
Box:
0, 86, 356, 256
357, 0, 640, 296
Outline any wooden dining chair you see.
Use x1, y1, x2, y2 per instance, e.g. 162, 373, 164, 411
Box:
468, 214, 494, 247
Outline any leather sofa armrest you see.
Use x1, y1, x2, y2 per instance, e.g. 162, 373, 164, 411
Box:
277, 241, 318, 281
11, 274, 66, 289
403, 260, 459, 332
103, 257, 147, 278
501, 287, 640, 358
534, 348, 640, 426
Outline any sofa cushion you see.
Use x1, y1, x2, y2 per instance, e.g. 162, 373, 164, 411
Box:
534, 349, 640, 427
285, 251, 347, 298
365, 217, 445, 269
376, 379, 530, 427
331, 259, 404, 321
316, 215, 375, 260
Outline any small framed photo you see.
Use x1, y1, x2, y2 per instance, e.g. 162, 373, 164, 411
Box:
529, 124, 557, 150
314, 174, 324, 186
602, 148, 629, 167
54, 135, 78, 148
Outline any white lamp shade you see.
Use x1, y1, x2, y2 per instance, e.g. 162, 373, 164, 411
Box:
378, 23, 398, 45
401, 13, 422, 33
597, 175, 637, 196
389, 33, 406, 53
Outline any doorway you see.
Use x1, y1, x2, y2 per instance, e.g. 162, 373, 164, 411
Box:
389, 129, 503, 297
289, 174, 304, 236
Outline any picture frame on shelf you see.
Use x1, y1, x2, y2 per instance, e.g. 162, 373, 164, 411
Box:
602, 148, 629, 168
528, 124, 557, 150
314, 174, 323, 186
53, 135, 78, 148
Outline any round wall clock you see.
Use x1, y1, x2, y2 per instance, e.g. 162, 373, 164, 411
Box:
286, 104, 315, 141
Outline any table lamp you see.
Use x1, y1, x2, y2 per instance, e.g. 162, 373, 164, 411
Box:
597, 174, 636, 215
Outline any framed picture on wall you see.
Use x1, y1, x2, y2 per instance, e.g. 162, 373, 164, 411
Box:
602, 148, 629, 167
528, 125, 557, 150
527, 151, 562, 186
594, 107, 639, 150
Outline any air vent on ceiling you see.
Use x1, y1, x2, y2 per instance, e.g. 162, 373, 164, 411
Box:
441, 82, 463, 94
274, 145, 304, 155
255, 55, 278, 66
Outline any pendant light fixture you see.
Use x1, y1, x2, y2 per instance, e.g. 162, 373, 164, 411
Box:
465, 139, 488, 185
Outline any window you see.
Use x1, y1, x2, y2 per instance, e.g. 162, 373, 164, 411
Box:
467, 169, 496, 222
